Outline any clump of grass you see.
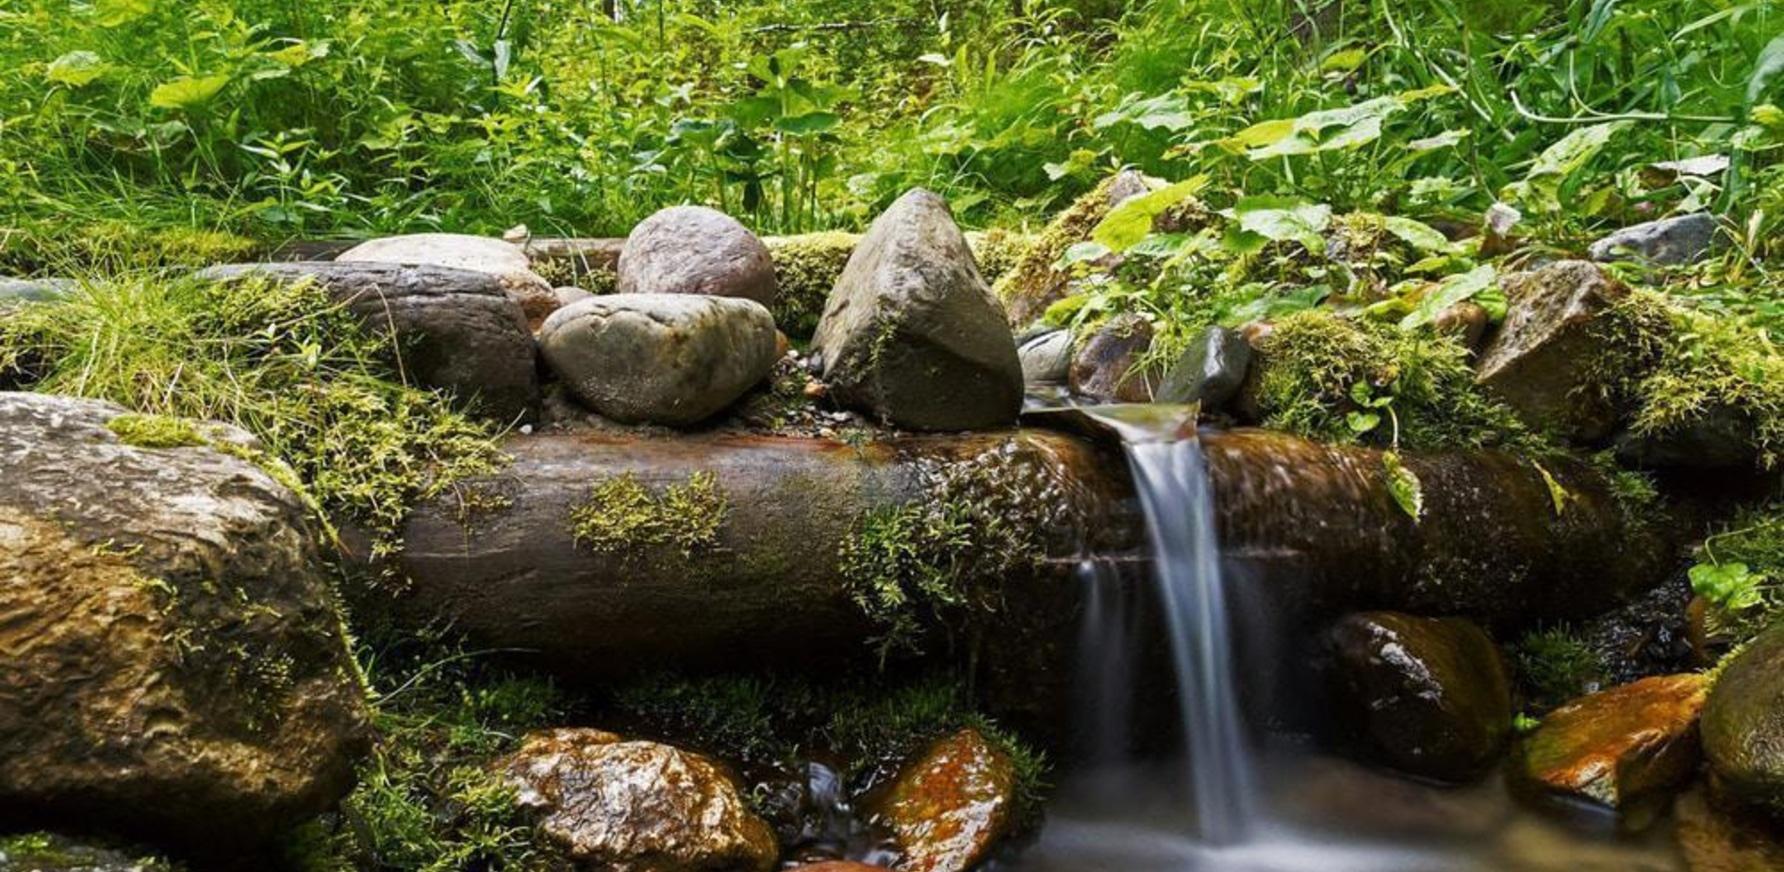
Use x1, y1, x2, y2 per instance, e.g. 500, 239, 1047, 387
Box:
567, 471, 728, 559
0, 220, 262, 276
1250, 309, 1537, 451
1512, 627, 1609, 712
0, 274, 506, 567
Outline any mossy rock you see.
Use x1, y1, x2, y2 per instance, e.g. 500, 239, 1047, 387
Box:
1703, 622, 1784, 816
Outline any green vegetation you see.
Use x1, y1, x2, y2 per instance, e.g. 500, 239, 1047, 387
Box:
106, 412, 207, 448
0, 275, 505, 565
568, 471, 729, 559
1691, 505, 1784, 646
1513, 626, 1609, 712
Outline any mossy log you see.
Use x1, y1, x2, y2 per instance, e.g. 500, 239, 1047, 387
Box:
393, 428, 1676, 684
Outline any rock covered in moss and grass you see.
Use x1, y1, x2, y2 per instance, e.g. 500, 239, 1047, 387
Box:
1590, 212, 1721, 266
619, 206, 778, 308
540, 294, 778, 427
0, 393, 368, 852
994, 170, 1151, 328
812, 189, 1021, 432
1156, 325, 1253, 410
198, 262, 539, 422
498, 727, 779, 872
1475, 261, 1635, 443
1702, 621, 1784, 816
1069, 313, 1158, 403
336, 232, 560, 330
1322, 612, 1513, 782
1516, 673, 1707, 809
867, 728, 1017, 872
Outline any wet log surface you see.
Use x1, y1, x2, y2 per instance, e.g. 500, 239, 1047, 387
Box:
394, 426, 1678, 685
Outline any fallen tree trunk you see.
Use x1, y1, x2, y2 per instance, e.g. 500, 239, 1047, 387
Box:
393, 426, 1677, 685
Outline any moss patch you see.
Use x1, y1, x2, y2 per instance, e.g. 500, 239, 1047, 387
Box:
993, 176, 1120, 326
1513, 626, 1609, 713
0, 219, 261, 275
568, 471, 728, 559
1251, 309, 1537, 451
766, 232, 858, 338
107, 413, 208, 449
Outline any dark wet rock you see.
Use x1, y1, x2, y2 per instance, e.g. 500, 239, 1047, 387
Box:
1590, 213, 1721, 266
1433, 300, 1491, 351
618, 206, 778, 308
1069, 314, 1157, 403
1675, 785, 1784, 872
813, 189, 1021, 431
540, 294, 778, 426
1155, 326, 1253, 410
1518, 673, 1708, 809
498, 727, 779, 872
0, 277, 75, 303
0, 393, 368, 850
1476, 260, 1632, 443
868, 728, 1016, 872
1322, 612, 1513, 781
0, 833, 174, 872
1686, 596, 1737, 668
1573, 572, 1695, 687
1702, 621, 1784, 815
197, 262, 538, 422
1017, 329, 1074, 386
1614, 405, 1760, 471
336, 232, 560, 330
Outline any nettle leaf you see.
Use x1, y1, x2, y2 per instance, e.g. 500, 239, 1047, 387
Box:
1383, 451, 1424, 521
1228, 195, 1332, 253
45, 51, 108, 87
1091, 175, 1208, 252
1400, 264, 1495, 330
1382, 216, 1452, 253
148, 74, 230, 110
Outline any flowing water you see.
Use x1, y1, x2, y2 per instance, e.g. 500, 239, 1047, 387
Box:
1003, 406, 1689, 871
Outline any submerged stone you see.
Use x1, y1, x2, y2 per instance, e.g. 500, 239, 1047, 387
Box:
812, 189, 1021, 431
498, 727, 779, 872
1322, 612, 1513, 782
1518, 673, 1707, 809
1475, 260, 1631, 443
1589, 213, 1721, 266
1702, 621, 1784, 816
540, 294, 778, 427
337, 232, 559, 330
618, 206, 778, 307
0, 393, 368, 852
868, 728, 1016, 872
1069, 313, 1157, 403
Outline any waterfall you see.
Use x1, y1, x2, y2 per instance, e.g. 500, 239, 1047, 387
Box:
1122, 437, 1258, 843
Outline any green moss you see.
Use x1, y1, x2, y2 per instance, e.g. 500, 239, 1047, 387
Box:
993, 176, 1120, 324
1513, 627, 1608, 712
966, 228, 1034, 287
0, 219, 261, 275
568, 471, 728, 559
106, 413, 207, 449
1251, 309, 1538, 451
766, 232, 858, 338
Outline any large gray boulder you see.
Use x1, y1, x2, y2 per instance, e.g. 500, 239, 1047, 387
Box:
812, 190, 1021, 431
498, 728, 779, 872
197, 262, 538, 422
0, 394, 369, 851
1475, 261, 1631, 443
540, 294, 777, 426
336, 233, 559, 330
1590, 213, 1720, 266
617, 206, 778, 307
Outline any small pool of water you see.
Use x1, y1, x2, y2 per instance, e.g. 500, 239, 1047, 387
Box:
999, 749, 1684, 872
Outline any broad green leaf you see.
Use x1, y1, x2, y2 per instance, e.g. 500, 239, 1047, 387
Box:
1383, 451, 1424, 521
1749, 34, 1784, 107
1095, 92, 1197, 133
1347, 411, 1381, 433
1400, 264, 1496, 330
1689, 562, 1761, 610
45, 51, 108, 87
1406, 129, 1471, 153
94, 0, 153, 26
1230, 195, 1332, 253
776, 112, 840, 135
1060, 241, 1111, 265
1090, 176, 1208, 252
1382, 216, 1452, 253
1507, 121, 1629, 211
1322, 48, 1368, 74
1244, 96, 1405, 159
148, 74, 230, 110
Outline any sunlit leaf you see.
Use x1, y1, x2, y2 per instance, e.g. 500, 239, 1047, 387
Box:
94, 0, 153, 27
45, 51, 108, 87
1400, 264, 1496, 330
1383, 451, 1423, 521
1229, 195, 1332, 253
1382, 216, 1453, 253
1748, 34, 1784, 107
1091, 176, 1208, 252
148, 75, 230, 110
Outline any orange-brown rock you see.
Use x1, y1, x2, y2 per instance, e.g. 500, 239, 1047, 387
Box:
869, 728, 1016, 872
499, 727, 779, 872
1518, 673, 1709, 808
